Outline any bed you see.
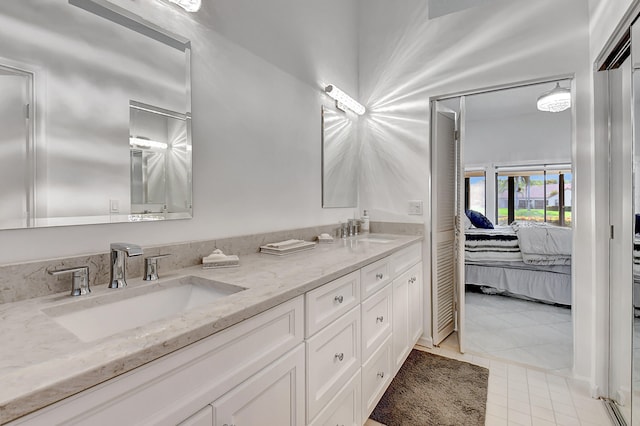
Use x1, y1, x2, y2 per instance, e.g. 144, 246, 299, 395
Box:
465, 222, 572, 305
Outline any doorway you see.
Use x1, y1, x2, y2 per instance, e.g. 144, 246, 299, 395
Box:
431, 79, 575, 374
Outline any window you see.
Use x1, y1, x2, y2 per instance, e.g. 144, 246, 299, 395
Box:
464, 170, 486, 215
496, 166, 571, 227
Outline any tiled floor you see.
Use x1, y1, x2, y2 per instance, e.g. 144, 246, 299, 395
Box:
365, 341, 610, 426
465, 290, 573, 374
364, 293, 611, 425
420, 342, 610, 426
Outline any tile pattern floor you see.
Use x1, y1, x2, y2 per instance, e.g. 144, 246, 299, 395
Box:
426, 342, 611, 426
365, 342, 610, 425
465, 290, 573, 374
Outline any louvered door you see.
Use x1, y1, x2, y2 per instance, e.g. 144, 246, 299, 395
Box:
431, 104, 457, 346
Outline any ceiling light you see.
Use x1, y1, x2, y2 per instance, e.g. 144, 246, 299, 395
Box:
166, 0, 201, 12
537, 83, 571, 113
325, 84, 366, 115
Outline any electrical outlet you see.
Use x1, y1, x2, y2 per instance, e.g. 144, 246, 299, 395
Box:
408, 200, 423, 215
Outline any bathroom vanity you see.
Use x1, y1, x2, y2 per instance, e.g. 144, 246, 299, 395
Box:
1, 234, 423, 425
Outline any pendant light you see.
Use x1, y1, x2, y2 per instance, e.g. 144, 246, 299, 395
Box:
537, 83, 571, 112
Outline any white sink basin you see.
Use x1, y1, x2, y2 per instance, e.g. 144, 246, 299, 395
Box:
44, 276, 245, 342
358, 236, 395, 243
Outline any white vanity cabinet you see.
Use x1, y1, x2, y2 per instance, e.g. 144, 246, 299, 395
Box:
9, 240, 424, 426
178, 406, 213, 426
359, 242, 423, 421
11, 296, 304, 426
211, 343, 305, 426
391, 262, 424, 374
305, 271, 362, 424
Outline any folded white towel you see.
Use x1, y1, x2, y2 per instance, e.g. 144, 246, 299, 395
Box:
265, 239, 304, 248
203, 249, 239, 264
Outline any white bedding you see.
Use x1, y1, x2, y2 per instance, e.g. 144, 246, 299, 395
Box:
512, 221, 572, 266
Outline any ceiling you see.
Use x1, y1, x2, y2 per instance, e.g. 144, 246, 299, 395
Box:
441, 79, 572, 121
428, 0, 501, 19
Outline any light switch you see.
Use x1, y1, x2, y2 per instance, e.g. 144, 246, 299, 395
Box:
408, 200, 423, 215
110, 199, 119, 213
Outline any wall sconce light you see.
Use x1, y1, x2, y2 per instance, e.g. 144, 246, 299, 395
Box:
130, 136, 168, 150
166, 0, 201, 12
325, 84, 365, 115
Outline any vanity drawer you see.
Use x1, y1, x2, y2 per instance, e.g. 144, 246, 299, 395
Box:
360, 257, 391, 300
309, 370, 361, 426
361, 335, 392, 420
361, 284, 392, 363
306, 271, 360, 337
390, 242, 422, 277
306, 306, 361, 423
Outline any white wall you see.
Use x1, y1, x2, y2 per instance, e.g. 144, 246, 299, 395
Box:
589, 0, 636, 61
358, 0, 594, 381
0, 0, 360, 263
465, 112, 572, 166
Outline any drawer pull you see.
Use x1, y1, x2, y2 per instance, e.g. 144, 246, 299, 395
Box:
376, 273, 384, 280
334, 295, 344, 304
334, 352, 344, 362
376, 316, 384, 323
377, 371, 385, 379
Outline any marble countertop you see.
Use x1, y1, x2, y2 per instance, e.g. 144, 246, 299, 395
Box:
0, 233, 422, 424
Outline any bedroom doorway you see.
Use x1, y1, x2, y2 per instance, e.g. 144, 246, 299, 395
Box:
431, 79, 574, 374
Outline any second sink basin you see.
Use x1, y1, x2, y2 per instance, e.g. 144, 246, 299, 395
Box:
358, 236, 395, 243
44, 276, 246, 342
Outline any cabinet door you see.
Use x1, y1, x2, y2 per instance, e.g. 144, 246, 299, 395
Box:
408, 263, 424, 345
309, 370, 361, 426
212, 344, 305, 426
392, 272, 410, 374
179, 405, 213, 426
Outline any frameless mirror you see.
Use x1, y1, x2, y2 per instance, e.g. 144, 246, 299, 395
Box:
0, 0, 192, 229
321, 105, 358, 208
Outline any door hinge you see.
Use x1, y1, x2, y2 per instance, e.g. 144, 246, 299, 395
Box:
454, 130, 459, 141
610, 225, 615, 239
25, 103, 30, 119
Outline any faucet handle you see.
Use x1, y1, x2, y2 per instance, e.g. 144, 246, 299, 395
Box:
48, 266, 90, 296
144, 254, 172, 281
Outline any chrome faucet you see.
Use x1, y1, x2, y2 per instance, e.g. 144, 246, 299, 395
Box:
48, 266, 90, 296
109, 242, 143, 288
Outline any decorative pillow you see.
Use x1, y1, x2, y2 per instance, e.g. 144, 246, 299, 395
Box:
465, 210, 494, 229
464, 214, 473, 229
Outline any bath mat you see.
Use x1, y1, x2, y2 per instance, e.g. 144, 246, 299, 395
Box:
370, 349, 489, 426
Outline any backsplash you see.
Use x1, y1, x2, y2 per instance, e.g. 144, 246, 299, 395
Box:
0, 222, 423, 304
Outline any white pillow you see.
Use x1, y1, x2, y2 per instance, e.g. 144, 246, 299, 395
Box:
464, 214, 473, 229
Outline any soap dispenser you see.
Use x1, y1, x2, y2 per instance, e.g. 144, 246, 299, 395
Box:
361, 210, 370, 233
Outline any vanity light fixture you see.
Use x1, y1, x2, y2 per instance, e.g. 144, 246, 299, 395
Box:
325, 84, 366, 115
166, 0, 201, 12
536, 82, 571, 113
130, 136, 168, 150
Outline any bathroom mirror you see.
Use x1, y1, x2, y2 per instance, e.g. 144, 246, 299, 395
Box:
0, 0, 192, 229
321, 105, 358, 208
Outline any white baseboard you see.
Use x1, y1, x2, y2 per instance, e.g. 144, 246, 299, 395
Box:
417, 336, 433, 348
